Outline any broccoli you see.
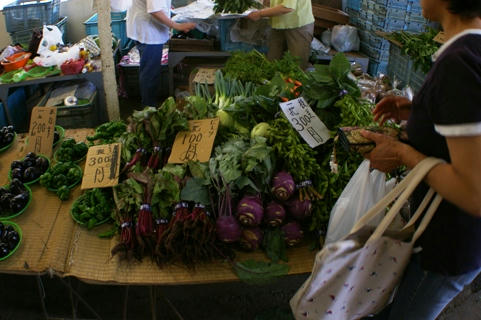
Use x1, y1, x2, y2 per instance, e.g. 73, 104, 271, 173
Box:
56, 138, 88, 162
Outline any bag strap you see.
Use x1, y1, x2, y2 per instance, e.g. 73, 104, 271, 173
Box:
401, 188, 436, 231
351, 157, 428, 234
366, 157, 444, 245
411, 194, 443, 244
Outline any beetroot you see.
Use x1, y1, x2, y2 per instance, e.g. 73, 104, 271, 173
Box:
286, 198, 312, 220
236, 195, 264, 227
271, 171, 295, 201
240, 227, 263, 251
216, 215, 242, 243
281, 222, 304, 247
264, 201, 286, 227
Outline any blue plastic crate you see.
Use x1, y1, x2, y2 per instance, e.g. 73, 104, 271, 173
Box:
218, 19, 268, 53
368, 58, 389, 76
405, 19, 428, 33
407, 0, 423, 12
371, 12, 406, 29
375, 0, 409, 9
361, 42, 390, 61
0, 87, 27, 130
387, 44, 426, 92
365, 19, 406, 33
9, 16, 67, 47
84, 13, 128, 51
3, 0, 60, 33
347, 0, 362, 11
372, 3, 409, 16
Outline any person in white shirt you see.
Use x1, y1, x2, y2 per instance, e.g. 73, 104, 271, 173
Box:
127, 0, 195, 106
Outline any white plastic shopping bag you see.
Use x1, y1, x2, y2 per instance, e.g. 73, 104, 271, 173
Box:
325, 160, 396, 244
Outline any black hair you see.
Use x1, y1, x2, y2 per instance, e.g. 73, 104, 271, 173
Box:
444, 0, 481, 19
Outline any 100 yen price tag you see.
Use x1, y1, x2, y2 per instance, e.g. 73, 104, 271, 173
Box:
81, 143, 121, 189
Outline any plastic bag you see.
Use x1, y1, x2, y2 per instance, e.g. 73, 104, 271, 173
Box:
34, 45, 80, 68
325, 160, 396, 244
111, 0, 132, 12
330, 24, 360, 52
321, 29, 331, 47
37, 25, 64, 56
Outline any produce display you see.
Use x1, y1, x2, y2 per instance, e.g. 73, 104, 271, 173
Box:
54, 138, 88, 162
0, 222, 21, 260
387, 28, 440, 73
10, 153, 50, 184
0, 125, 15, 150
213, 0, 262, 14
40, 162, 82, 200
53, 125, 65, 147
71, 188, 114, 229
1, 51, 390, 282
0, 179, 31, 218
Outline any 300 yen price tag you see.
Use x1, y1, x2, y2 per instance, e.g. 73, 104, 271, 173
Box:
168, 118, 220, 164
26, 106, 57, 158
280, 97, 331, 148
193, 68, 217, 85
81, 143, 121, 189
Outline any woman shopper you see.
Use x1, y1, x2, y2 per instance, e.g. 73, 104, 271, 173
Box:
247, 0, 314, 69
127, 0, 195, 106
361, 0, 481, 318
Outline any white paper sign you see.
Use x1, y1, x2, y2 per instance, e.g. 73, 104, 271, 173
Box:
280, 97, 331, 148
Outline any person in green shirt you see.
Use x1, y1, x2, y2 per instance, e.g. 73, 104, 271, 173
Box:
247, 0, 315, 69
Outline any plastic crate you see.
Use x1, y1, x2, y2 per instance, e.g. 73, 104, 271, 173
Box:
84, 13, 128, 51
218, 19, 268, 53
375, 0, 409, 9
405, 19, 428, 33
368, 58, 389, 76
371, 3, 408, 16
9, 16, 67, 47
361, 42, 390, 61
365, 20, 407, 33
347, 0, 362, 11
111, 11, 126, 20
387, 43, 426, 92
3, 0, 60, 33
371, 12, 406, 29
0, 87, 27, 130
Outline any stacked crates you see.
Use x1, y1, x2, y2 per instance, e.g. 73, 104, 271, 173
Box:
348, 0, 430, 75
387, 44, 426, 93
3, 0, 62, 46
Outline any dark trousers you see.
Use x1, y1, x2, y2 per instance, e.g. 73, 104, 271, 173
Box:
137, 42, 164, 106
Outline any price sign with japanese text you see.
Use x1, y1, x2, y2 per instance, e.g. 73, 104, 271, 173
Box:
193, 68, 217, 85
81, 143, 121, 189
280, 97, 330, 148
168, 118, 219, 164
26, 106, 57, 157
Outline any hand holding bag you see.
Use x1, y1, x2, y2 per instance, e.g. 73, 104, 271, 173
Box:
290, 157, 444, 320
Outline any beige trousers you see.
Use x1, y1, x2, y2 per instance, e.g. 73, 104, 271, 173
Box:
267, 23, 314, 70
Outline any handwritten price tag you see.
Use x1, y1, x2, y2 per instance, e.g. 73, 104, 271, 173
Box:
168, 118, 220, 164
434, 31, 446, 44
81, 143, 121, 189
193, 68, 217, 85
26, 106, 57, 157
280, 97, 330, 148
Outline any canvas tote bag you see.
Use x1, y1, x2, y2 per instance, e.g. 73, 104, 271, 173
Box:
290, 157, 444, 320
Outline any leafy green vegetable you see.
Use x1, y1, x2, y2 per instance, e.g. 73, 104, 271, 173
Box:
55, 138, 88, 162
263, 228, 288, 263
303, 53, 360, 110
71, 188, 114, 229
234, 259, 289, 285
223, 50, 305, 84
180, 177, 210, 205
87, 120, 126, 145
213, 0, 262, 14
388, 28, 440, 73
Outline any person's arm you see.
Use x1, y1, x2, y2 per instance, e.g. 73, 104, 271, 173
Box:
361, 132, 481, 217
247, 5, 293, 21
150, 10, 196, 33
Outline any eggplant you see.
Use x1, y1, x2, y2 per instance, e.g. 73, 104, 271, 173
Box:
0, 244, 8, 258
53, 131, 60, 144
6, 125, 14, 132
25, 152, 36, 159
10, 160, 23, 171
9, 178, 25, 194
23, 167, 38, 182
4, 132, 13, 144
0, 193, 13, 211
10, 198, 25, 213
23, 158, 35, 168
11, 168, 23, 180
35, 157, 49, 172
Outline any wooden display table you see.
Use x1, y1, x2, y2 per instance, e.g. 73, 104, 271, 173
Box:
0, 129, 315, 285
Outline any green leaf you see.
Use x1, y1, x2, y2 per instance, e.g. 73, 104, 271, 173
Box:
329, 53, 351, 81
180, 177, 210, 205
234, 260, 289, 285
235, 176, 259, 192
263, 228, 288, 263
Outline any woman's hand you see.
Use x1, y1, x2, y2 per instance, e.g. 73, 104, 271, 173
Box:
173, 22, 196, 33
361, 130, 405, 173
373, 96, 412, 125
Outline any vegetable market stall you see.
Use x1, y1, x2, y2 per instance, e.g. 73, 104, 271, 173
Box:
0, 129, 316, 285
